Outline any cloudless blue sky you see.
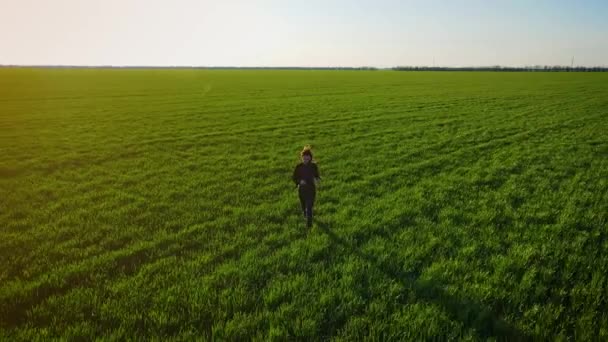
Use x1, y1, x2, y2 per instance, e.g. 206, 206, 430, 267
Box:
1, 0, 607, 66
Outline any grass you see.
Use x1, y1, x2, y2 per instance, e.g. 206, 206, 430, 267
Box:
1, 68, 607, 340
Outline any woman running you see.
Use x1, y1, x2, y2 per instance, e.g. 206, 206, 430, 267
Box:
292, 145, 321, 228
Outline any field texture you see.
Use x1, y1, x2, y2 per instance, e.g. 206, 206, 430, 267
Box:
1, 69, 607, 340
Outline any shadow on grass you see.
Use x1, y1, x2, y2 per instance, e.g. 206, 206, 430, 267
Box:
315, 221, 532, 340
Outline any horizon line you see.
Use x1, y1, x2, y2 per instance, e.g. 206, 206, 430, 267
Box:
0, 64, 608, 72
1, 64, 607, 70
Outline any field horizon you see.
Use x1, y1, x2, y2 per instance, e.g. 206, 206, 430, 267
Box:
1, 69, 607, 340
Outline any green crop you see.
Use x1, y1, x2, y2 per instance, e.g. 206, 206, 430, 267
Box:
1, 68, 607, 340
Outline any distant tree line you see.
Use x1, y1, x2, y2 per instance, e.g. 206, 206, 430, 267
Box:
2, 65, 606, 71
392, 65, 608, 72
192, 66, 380, 70
0, 65, 379, 71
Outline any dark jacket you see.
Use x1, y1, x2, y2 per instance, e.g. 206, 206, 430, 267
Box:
292, 162, 320, 188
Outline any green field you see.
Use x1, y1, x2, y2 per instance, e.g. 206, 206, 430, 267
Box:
1, 68, 607, 340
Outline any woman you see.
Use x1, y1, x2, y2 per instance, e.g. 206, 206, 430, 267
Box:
292, 145, 321, 228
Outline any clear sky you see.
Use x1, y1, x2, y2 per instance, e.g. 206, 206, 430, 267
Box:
1, 0, 607, 67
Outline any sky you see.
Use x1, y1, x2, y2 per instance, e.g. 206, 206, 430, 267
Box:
1, 0, 607, 67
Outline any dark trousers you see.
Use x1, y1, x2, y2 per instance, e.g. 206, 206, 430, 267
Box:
298, 185, 316, 226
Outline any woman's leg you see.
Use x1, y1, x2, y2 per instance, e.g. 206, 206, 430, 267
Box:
306, 188, 316, 227
298, 187, 307, 217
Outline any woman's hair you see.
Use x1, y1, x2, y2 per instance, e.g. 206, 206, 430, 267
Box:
300, 145, 313, 159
